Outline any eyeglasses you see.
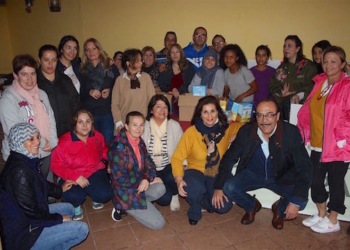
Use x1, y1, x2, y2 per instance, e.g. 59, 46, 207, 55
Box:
213, 41, 225, 46
256, 113, 277, 120
155, 105, 168, 110
194, 33, 207, 38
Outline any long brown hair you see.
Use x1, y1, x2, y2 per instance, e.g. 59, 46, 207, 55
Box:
80, 38, 110, 72
165, 43, 188, 72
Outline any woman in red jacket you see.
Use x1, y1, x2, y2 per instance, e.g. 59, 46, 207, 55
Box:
51, 109, 113, 220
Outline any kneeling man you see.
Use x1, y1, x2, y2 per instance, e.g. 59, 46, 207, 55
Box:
213, 99, 312, 229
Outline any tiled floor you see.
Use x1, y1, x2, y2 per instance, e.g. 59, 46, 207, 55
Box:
72, 197, 350, 250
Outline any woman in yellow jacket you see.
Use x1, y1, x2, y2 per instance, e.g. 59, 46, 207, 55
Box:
172, 96, 241, 225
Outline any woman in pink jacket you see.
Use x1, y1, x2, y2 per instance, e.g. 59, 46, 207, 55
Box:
297, 46, 350, 234
51, 109, 113, 220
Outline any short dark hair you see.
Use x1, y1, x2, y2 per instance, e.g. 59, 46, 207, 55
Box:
12, 54, 37, 75
193, 26, 207, 35
255, 45, 272, 59
191, 96, 228, 129
164, 31, 177, 43
312, 40, 331, 60
38, 44, 58, 59
256, 98, 280, 114
212, 34, 225, 45
125, 111, 145, 125
284, 35, 305, 62
219, 44, 248, 69
146, 94, 171, 121
72, 109, 95, 135
113, 51, 123, 60
58, 35, 79, 58
122, 49, 142, 71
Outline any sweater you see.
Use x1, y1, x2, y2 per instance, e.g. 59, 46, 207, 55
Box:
188, 69, 225, 97
37, 69, 81, 137
0, 85, 58, 161
171, 122, 242, 178
183, 42, 209, 72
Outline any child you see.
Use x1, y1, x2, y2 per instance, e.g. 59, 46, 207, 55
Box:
108, 111, 166, 230
220, 44, 258, 106
250, 45, 275, 109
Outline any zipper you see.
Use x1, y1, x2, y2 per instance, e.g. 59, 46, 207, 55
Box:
29, 224, 38, 232
265, 157, 268, 180
242, 139, 261, 169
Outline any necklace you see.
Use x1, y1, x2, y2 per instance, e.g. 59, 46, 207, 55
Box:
317, 83, 332, 100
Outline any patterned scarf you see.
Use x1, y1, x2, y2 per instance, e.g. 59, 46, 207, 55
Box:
150, 118, 167, 167
196, 50, 220, 89
85, 63, 105, 91
8, 123, 39, 159
195, 119, 225, 177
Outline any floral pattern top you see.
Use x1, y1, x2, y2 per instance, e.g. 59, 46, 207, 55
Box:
108, 128, 156, 210
269, 59, 317, 104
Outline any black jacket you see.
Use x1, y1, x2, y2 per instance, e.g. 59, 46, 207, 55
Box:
56, 58, 82, 83
37, 68, 81, 137
214, 120, 312, 203
0, 152, 63, 250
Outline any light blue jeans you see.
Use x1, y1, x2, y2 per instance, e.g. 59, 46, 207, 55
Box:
31, 203, 89, 250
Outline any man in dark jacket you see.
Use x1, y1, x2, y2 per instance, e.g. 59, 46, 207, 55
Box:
213, 99, 312, 230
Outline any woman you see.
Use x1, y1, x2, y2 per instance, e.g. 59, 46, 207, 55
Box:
51, 109, 113, 220
297, 46, 350, 234
0, 54, 57, 181
142, 46, 160, 91
37, 44, 81, 137
269, 35, 317, 120
142, 94, 183, 211
188, 49, 224, 97
158, 43, 195, 114
80, 38, 115, 145
312, 40, 331, 74
111, 49, 155, 135
112, 51, 124, 76
109, 111, 166, 230
172, 96, 242, 225
57, 35, 82, 93
0, 123, 88, 250
220, 44, 258, 106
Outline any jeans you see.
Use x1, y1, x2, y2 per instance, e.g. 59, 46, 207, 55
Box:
126, 183, 166, 230
59, 169, 113, 207
31, 203, 89, 250
184, 169, 233, 221
93, 113, 114, 146
155, 164, 178, 206
223, 169, 307, 218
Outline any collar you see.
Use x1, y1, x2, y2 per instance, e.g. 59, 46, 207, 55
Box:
71, 130, 93, 141
122, 72, 141, 80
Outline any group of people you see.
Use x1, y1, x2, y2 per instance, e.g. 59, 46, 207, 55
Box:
0, 27, 349, 249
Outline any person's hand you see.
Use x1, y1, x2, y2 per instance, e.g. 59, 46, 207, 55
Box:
62, 180, 76, 192
158, 63, 166, 72
176, 179, 187, 197
150, 177, 163, 185
117, 125, 123, 134
101, 88, 110, 99
281, 83, 295, 97
219, 95, 228, 101
206, 89, 212, 96
234, 94, 244, 103
291, 94, 300, 104
172, 88, 180, 98
42, 139, 52, 152
212, 189, 229, 209
90, 89, 102, 99
137, 179, 149, 194
284, 203, 300, 220
107, 164, 111, 174
62, 215, 72, 221
76, 175, 90, 188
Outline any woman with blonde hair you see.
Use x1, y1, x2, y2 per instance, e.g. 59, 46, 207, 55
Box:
80, 38, 115, 145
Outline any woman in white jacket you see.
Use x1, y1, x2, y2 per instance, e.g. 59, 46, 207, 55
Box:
142, 94, 183, 211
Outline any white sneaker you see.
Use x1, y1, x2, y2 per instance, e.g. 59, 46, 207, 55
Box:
311, 217, 340, 234
170, 194, 180, 211
302, 214, 323, 227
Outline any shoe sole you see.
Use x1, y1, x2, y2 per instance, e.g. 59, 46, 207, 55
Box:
311, 227, 340, 234
73, 214, 83, 221
302, 220, 320, 228
111, 208, 122, 222
93, 205, 104, 210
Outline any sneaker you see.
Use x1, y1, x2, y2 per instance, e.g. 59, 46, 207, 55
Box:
302, 214, 323, 227
170, 194, 180, 211
111, 208, 122, 222
73, 205, 83, 221
311, 217, 340, 234
92, 202, 104, 210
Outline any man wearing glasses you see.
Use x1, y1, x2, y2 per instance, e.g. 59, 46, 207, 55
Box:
212, 99, 312, 230
183, 26, 209, 72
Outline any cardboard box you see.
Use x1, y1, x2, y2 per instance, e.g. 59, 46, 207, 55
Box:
178, 94, 202, 121
193, 86, 206, 96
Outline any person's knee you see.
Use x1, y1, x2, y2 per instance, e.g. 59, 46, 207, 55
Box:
223, 179, 239, 196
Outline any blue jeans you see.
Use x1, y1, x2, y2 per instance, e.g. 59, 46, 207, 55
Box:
93, 113, 114, 146
59, 169, 113, 207
184, 169, 233, 221
31, 203, 89, 250
155, 164, 178, 206
223, 169, 307, 217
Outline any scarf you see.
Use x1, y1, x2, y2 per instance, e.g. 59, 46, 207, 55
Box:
128, 71, 141, 89
12, 79, 51, 141
8, 122, 39, 159
85, 62, 105, 91
126, 132, 142, 170
196, 50, 220, 89
150, 117, 167, 167
195, 119, 225, 177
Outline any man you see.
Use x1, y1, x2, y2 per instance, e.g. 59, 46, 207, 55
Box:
183, 26, 209, 72
212, 34, 227, 60
156, 31, 177, 72
213, 99, 312, 230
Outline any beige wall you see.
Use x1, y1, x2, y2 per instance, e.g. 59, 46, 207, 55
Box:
1, 0, 350, 72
